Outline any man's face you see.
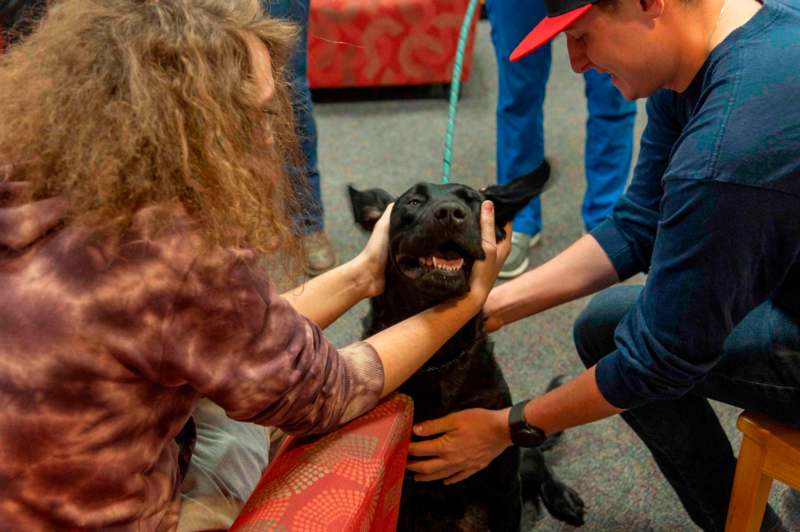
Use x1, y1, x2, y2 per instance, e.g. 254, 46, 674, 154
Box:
565, 0, 669, 99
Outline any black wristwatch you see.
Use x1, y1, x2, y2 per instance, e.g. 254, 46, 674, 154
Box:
508, 400, 547, 447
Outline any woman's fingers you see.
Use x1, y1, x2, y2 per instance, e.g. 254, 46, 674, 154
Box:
469, 201, 501, 301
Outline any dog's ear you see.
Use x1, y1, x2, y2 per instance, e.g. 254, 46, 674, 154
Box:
482, 160, 551, 240
347, 185, 395, 232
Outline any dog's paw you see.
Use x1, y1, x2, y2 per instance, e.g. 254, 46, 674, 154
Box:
540, 481, 586, 527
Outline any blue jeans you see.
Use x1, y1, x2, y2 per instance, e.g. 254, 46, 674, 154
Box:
574, 285, 800, 531
263, 0, 324, 234
485, 0, 637, 235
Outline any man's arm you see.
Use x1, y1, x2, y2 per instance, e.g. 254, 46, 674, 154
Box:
484, 233, 619, 331
407, 365, 623, 483
486, 93, 684, 332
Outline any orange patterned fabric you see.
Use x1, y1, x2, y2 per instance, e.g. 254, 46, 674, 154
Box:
231, 394, 414, 532
307, 0, 478, 88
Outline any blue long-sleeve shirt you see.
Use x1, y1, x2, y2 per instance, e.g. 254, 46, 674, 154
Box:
590, 0, 800, 409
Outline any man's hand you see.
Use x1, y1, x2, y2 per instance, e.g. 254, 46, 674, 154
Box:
406, 407, 511, 485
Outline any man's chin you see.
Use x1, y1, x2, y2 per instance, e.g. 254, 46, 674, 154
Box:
611, 75, 638, 100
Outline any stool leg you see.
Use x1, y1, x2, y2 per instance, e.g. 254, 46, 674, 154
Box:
725, 435, 774, 532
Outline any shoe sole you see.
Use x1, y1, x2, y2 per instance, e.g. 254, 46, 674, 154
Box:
498, 233, 541, 279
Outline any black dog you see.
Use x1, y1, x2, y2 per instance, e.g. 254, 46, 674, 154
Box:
348, 162, 585, 531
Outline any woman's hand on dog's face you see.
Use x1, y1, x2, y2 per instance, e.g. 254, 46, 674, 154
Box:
472, 203, 510, 304
406, 407, 512, 485
355, 203, 393, 298
468, 202, 508, 306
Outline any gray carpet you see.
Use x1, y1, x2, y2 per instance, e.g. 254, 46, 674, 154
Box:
310, 21, 796, 531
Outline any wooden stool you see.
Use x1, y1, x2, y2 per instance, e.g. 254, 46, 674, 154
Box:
725, 411, 800, 532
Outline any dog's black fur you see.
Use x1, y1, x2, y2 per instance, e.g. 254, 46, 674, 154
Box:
348, 162, 585, 531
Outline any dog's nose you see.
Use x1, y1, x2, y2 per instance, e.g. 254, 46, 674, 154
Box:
434, 202, 467, 225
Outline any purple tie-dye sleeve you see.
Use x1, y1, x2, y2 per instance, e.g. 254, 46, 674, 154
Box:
160, 246, 384, 436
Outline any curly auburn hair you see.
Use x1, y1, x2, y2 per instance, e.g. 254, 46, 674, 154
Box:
0, 0, 305, 259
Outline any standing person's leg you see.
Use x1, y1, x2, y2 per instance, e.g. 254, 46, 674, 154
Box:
574, 287, 800, 531
264, 0, 335, 275
581, 70, 636, 231
486, 0, 551, 279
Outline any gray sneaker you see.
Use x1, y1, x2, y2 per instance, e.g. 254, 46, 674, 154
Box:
498, 231, 541, 279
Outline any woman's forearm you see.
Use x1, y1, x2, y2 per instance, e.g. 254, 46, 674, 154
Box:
281, 255, 372, 330
484, 234, 619, 329
366, 292, 483, 397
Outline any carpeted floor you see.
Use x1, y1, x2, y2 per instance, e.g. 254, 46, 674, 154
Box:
309, 21, 796, 531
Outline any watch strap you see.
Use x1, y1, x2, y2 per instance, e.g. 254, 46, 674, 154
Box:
508, 399, 547, 447
509, 399, 530, 432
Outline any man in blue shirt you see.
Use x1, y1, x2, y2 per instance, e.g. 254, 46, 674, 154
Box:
406, 0, 800, 528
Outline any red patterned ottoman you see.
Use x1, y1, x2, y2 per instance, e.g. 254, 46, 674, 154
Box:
230, 394, 414, 532
307, 0, 479, 89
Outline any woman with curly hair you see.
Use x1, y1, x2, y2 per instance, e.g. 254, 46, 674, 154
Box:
0, 0, 508, 529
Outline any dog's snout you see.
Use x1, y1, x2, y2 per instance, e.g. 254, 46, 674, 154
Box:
434, 202, 467, 225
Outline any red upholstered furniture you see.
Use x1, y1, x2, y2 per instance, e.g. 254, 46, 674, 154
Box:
307, 0, 479, 89
230, 394, 414, 531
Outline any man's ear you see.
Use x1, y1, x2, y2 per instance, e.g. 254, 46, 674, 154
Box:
347, 185, 395, 232
482, 160, 551, 239
640, 0, 665, 20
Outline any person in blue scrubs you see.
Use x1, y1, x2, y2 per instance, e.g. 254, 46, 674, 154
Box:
486, 0, 637, 278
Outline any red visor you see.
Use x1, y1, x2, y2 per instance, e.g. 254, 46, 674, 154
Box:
510, 3, 593, 62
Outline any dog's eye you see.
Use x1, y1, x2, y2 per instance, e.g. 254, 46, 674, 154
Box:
407, 199, 421, 207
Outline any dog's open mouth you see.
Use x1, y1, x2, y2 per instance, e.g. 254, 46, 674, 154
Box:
395, 242, 471, 281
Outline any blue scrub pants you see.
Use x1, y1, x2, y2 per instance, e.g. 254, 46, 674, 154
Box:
485, 0, 637, 234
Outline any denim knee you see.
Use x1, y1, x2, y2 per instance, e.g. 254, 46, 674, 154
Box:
573, 285, 641, 368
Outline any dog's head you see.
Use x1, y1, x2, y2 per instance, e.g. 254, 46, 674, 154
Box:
348, 162, 550, 302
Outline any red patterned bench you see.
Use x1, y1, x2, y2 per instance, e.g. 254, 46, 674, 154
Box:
307, 0, 479, 89
230, 394, 414, 531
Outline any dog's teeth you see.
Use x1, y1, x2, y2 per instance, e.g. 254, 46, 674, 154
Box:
432, 257, 464, 270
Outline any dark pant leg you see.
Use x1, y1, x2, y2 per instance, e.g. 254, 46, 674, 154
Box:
573, 285, 800, 531
263, 0, 323, 234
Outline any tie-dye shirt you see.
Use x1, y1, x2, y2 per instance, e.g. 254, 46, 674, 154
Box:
0, 178, 384, 530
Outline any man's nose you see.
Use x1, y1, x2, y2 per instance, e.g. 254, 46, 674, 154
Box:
433, 201, 468, 225
566, 35, 591, 73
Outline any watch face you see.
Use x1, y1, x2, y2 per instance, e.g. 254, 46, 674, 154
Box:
513, 427, 546, 448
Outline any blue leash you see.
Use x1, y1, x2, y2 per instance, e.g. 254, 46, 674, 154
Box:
441, 0, 481, 184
